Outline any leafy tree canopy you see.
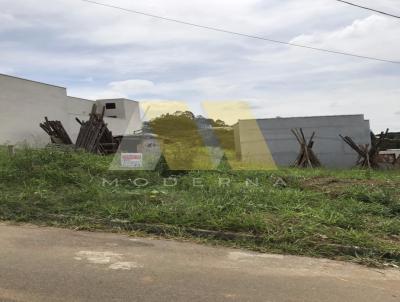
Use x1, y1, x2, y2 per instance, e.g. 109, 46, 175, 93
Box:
147, 111, 227, 137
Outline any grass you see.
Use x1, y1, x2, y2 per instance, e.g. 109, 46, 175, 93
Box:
0, 146, 399, 267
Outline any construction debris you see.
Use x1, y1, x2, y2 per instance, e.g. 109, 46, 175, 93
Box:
291, 128, 321, 168
40, 105, 120, 155
376, 131, 400, 150
395, 155, 400, 168
40, 117, 73, 145
75, 104, 118, 155
378, 149, 400, 168
371, 129, 390, 153
339, 129, 390, 169
340, 135, 374, 168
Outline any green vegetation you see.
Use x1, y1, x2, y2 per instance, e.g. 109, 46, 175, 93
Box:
1, 147, 400, 267
146, 111, 235, 170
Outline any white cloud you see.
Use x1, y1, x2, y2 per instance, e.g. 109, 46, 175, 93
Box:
290, 15, 400, 59
109, 79, 156, 95
0, 12, 30, 31
0, 0, 399, 131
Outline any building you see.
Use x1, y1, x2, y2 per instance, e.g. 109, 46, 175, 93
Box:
0, 74, 141, 146
234, 115, 371, 168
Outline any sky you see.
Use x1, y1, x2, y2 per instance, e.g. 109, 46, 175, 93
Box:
0, 0, 399, 130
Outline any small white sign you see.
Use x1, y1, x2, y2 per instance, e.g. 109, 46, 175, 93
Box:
121, 153, 143, 168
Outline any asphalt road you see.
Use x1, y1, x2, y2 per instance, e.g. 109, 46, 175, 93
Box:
0, 223, 399, 302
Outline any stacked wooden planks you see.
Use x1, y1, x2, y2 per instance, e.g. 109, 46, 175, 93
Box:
291, 128, 321, 168
340, 135, 373, 168
339, 129, 389, 169
75, 104, 118, 155
376, 131, 400, 150
40, 117, 73, 145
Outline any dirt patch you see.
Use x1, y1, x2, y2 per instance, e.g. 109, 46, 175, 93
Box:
300, 177, 395, 198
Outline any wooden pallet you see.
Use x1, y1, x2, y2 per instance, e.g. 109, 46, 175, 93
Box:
75, 104, 118, 155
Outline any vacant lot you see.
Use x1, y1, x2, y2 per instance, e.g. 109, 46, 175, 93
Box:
0, 147, 399, 267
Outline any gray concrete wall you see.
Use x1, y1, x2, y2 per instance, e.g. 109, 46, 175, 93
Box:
235, 115, 371, 168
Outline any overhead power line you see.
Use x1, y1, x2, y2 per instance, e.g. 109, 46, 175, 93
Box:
81, 0, 400, 65
336, 0, 400, 19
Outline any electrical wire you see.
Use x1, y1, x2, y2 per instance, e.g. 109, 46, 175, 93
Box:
336, 0, 400, 19
81, 0, 400, 64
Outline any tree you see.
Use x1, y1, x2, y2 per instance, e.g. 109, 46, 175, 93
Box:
212, 119, 227, 127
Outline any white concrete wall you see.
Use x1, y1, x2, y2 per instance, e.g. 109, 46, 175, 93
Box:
0, 74, 69, 146
0, 74, 142, 146
96, 99, 141, 136
66, 97, 94, 142
67, 98, 141, 140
